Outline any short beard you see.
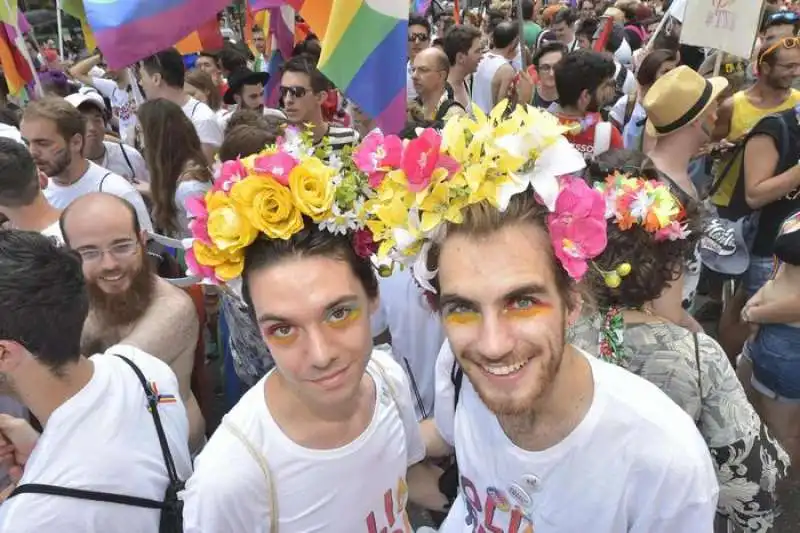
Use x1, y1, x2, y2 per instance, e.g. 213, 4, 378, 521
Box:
88, 258, 155, 329
47, 147, 72, 178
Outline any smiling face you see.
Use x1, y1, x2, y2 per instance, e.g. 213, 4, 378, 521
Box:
436, 221, 578, 416
247, 254, 378, 409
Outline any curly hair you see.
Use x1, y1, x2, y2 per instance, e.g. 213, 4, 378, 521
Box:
583, 149, 703, 310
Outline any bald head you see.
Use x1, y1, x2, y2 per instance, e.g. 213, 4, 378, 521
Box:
412, 47, 451, 98
60, 193, 141, 247
417, 47, 450, 73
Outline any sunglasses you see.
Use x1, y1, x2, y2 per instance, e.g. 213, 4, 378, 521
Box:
280, 85, 310, 99
768, 11, 800, 24
408, 32, 430, 43
759, 36, 800, 64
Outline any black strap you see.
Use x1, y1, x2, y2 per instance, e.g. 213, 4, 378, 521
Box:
615, 65, 628, 94
451, 361, 464, 410
434, 100, 465, 123
623, 93, 638, 126
113, 354, 180, 485
190, 101, 200, 118
118, 142, 135, 179
654, 80, 713, 135
10, 483, 163, 509
402, 357, 427, 419
98, 172, 112, 193
692, 332, 703, 431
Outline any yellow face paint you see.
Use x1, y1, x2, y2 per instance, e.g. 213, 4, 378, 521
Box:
327, 306, 362, 330
504, 303, 551, 320
444, 311, 481, 326
266, 326, 298, 346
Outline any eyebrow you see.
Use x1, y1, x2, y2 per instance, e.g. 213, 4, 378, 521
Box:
256, 295, 360, 325
439, 283, 550, 309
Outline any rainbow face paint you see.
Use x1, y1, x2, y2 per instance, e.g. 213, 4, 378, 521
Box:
327, 306, 362, 330
266, 326, 298, 346
503, 302, 552, 320
444, 311, 482, 326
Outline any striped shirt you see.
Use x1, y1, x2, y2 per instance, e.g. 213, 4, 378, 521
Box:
318, 124, 360, 155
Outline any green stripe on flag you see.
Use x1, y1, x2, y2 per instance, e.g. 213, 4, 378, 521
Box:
0, 0, 18, 26
319, 3, 397, 92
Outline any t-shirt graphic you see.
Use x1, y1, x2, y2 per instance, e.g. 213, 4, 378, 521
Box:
461, 474, 535, 533
365, 477, 412, 533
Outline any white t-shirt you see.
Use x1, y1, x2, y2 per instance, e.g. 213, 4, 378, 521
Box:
91, 77, 137, 146
613, 62, 637, 101
371, 268, 445, 421
407, 61, 417, 100
96, 141, 150, 183
435, 344, 719, 533
40, 220, 64, 245
615, 38, 633, 68
182, 349, 425, 533
0, 345, 192, 533
182, 97, 223, 149
44, 161, 153, 232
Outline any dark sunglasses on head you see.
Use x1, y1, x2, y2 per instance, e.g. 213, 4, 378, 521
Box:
280, 85, 309, 99
408, 32, 429, 43
768, 11, 800, 24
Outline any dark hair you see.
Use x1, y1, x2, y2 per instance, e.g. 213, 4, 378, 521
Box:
492, 21, 520, 49
0, 106, 19, 128
408, 14, 432, 36
576, 18, 599, 42
554, 50, 615, 108
427, 189, 578, 311
636, 48, 678, 88
0, 138, 39, 207
292, 38, 322, 62
60, 194, 141, 248
141, 48, 185, 89
242, 229, 379, 311
39, 70, 73, 98
650, 29, 680, 52
137, 99, 212, 234
185, 69, 222, 111
522, 0, 535, 20
584, 150, 702, 309
553, 8, 578, 27
281, 54, 331, 93
22, 97, 86, 144
533, 41, 568, 68
443, 24, 482, 65
217, 46, 249, 73
219, 124, 281, 162
0, 230, 88, 372
198, 51, 220, 67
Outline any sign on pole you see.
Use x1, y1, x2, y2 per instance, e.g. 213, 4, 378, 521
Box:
679, 0, 764, 59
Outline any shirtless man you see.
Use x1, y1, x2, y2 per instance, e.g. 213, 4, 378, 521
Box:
60, 193, 205, 451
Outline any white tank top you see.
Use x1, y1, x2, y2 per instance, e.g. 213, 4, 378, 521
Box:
472, 52, 509, 115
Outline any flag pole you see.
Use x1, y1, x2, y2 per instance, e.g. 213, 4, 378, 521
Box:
55, 0, 64, 59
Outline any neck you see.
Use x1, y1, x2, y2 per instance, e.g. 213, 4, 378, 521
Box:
448, 66, 467, 84
86, 142, 106, 162
421, 87, 446, 115
649, 139, 697, 196
19, 357, 94, 427
53, 158, 89, 186
558, 105, 586, 118
537, 84, 558, 101
311, 120, 328, 142
751, 79, 792, 104
4, 195, 61, 232
161, 86, 191, 107
497, 345, 594, 452
490, 47, 508, 59
778, 264, 800, 286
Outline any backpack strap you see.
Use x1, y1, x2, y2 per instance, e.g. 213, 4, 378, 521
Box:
9, 483, 163, 508
118, 142, 135, 179
98, 172, 112, 193
451, 360, 464, 410
615, 65, 628, 94
434, 100, 465, 123
623, 93, 638, 126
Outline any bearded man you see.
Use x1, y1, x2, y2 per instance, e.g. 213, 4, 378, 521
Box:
60, 193, 205, 452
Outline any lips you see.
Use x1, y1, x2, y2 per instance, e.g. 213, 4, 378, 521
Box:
100, 272, 125, 282
480, 358, 532, 377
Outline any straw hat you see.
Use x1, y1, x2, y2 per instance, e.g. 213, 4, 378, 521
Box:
642, 66, 729, 137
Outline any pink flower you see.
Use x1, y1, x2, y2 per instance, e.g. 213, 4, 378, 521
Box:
253, 151, 297, 186
352, 228, 378, 258
353, 131, 403, 188
401, 129, 460, 192
185, 246, 218, 283
213, 159, 247, 193
185, 195, 211, 245
547, 176, 608, 279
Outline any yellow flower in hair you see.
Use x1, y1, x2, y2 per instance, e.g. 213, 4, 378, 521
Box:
206, 191, 258, 252
419, 180, 467, 232
289, 158, 335, 222
230, 176, 304, 240
192, 240, 245, 282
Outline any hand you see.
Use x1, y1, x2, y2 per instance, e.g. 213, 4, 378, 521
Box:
0, 415, 40, 476
515, 70, 535, 107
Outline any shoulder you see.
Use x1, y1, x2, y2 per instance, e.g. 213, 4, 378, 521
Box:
98, 344, 178, 385
369, 347, 408, 391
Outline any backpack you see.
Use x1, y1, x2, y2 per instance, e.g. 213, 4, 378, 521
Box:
437, 362, 465, 507
709, 112, 793, 221
614, 64, 630, 102
8, 355, 185, 533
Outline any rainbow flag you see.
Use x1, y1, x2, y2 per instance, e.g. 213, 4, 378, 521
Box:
0, 22, 33, 95
175, 18, 224, 55
412, 0, 432, 15
0, 0, 16, 26
318, 0, 407, 133
83, 0, 231, 69
61, 0, 97, 51
264, 5, 294, 107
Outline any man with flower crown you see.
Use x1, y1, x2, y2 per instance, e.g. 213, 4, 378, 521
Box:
180, 125, 447, 532
362, 101, 719, 532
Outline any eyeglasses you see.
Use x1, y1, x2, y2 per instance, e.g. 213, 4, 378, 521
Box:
410, 66, 445, 75
280, 85, 310, 99
759, 36, 800, 64
408, 33, 430, 43
538, 64, 557, 73
768, 11, 800, 24
76, 239, 138, 263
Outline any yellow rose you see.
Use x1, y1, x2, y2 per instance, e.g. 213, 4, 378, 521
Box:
230, 176, 304, 240
206, 191, 258, 252
192, 240, 244, 281
288, 159, 334, 222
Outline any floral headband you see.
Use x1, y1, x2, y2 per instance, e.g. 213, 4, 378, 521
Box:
362, 101, 595, 292
183, 127, 377, 284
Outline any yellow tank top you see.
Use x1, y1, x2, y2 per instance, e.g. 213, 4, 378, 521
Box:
728, 89, 800, 141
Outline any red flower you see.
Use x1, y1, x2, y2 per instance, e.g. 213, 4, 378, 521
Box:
352, 228, 378, 258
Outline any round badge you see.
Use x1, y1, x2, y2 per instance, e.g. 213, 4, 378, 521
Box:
522, 474, 542, 492
507, 482, 533, 508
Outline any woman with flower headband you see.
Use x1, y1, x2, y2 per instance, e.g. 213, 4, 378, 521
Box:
180, 126, 441, 531
366, 102, 718, 532
574, 149, 789, 533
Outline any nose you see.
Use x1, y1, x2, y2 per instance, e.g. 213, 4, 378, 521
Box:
475, 312, 515, 362
99, 250, 120, 271
306, 325, 335, 370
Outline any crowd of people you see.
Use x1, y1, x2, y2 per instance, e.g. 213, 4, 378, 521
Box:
0, 0, 798, 532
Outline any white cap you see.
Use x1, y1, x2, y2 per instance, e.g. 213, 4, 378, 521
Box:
65, 90, 106, 113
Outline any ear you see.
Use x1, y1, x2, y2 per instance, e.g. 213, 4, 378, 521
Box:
234, 93, 242, 106
315, 89, 329, 106
70, 132, 84, 154
0, 341, 28, 375
566, 289, 584, 329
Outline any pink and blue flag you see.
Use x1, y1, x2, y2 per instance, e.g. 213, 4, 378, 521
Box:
412, 0, 432, 14
83, 0, 231, 68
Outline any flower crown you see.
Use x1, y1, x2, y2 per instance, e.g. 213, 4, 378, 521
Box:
183, 126, 376, 284
362, 101, 596, 292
